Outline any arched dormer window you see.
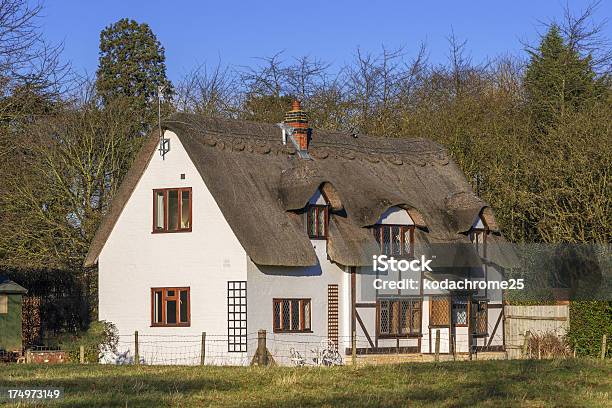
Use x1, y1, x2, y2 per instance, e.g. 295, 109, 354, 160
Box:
305, 190, 329, 239
469, 215, 489, 257
372, 207, 414, 257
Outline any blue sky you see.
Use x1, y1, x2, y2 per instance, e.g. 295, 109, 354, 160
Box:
38, 0, 611, 82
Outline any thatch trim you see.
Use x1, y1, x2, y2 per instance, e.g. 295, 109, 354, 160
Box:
480, 207, 500, 232
84, 131, 160, 267
320, 182, 343, 211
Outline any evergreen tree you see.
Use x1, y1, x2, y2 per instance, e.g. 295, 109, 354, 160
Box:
524, 25, 601, 131
96, 18, 173, 132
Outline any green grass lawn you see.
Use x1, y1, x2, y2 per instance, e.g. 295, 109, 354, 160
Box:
1, 359, 610, 407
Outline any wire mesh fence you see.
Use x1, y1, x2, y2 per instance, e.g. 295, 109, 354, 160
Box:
7, 318, 607, 366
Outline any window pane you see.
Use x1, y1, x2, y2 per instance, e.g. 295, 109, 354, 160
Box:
317, 208, 326, 237
282, 300, 290, 330
304, 300, 311, 330
403, 228, 412, 256
291, 300, 300, 330
179, 290, 189, 323
391, 226, 401, 256
382, 226, 391, 255
400, 301, 408, 335
411, 302, 421, 334
273, 301, 280, 329
167, 290, 175, 297
381, 301, 389, 334
452, 296, 468, 325
0, 295, 7, 314
181, 190, 191, 229
154, 291, 162, 323
307, 207, 316, 237
155, 192, 165, 230
166, 300, 177, 324
168, 190, 179, 230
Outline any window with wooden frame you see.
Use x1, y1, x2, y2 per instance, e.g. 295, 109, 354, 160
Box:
469, 224, 488, 258
373, 225, 414, 257
153, 188, 192, 233
378, 298, 421, 337
0, 294, 7, 314
452, 295, 469, 326
151, 287, 190, 327
306, 205, 328, 239
471, 300, 488, 336
273, 298, 311, 333
429, 296, 451, 327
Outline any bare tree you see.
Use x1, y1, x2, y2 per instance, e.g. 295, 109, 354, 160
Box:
175, 61, 239, 117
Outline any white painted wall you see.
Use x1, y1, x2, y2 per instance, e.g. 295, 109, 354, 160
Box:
98, 131, 249, 365
247, 238, 348, 365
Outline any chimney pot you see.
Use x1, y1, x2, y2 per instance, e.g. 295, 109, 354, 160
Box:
284, 100, 309, 150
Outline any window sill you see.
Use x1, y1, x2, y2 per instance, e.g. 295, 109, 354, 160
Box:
273, 330, 313, 334
151, 229, 192, 234
378, 334, 422, 339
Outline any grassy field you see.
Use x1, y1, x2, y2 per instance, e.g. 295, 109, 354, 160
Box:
0, 359, 610, 407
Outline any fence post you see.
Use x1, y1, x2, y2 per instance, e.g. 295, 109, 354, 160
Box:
26, 349, 32, 364
522, 330, 531, 359
352, 329, 357, 366
601, 334, 607, 360
451, 332, 456, 361
434, 329, 440, 362
79, 345, 85, 364
257, 329, 267, 366
200, 332, 206, 365
134, 330, 139, 365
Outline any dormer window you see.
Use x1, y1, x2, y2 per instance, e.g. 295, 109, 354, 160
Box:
305, 189, 329, 239
306, 205, 328, 239
373, 207, 415, 257
469, 215, 488, 257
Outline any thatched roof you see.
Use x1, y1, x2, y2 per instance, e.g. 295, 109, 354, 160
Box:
85, 113, 503, 268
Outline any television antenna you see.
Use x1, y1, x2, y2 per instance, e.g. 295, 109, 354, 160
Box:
158, 85, 170, 159
276, 122, 311, 160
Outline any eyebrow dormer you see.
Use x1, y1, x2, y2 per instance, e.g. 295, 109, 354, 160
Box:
372, 207, 415, 257
305, 190, 329, 240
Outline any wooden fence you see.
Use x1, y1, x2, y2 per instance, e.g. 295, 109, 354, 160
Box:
504, 305, 569, 359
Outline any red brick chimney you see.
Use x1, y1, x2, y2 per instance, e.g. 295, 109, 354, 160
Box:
284, 100, 309, 150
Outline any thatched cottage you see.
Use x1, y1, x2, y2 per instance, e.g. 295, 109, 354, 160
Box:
85, 101, 512, 365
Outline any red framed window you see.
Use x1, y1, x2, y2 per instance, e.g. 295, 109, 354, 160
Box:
153, 188, 192, 233
373, 225, 414, 256
151, 287, 190, 327
306, 205, 328, 239
273, 298, 311, 333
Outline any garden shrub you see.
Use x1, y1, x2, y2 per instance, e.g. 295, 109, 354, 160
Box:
55, 320, 118, 363
567, 301, 612, 357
